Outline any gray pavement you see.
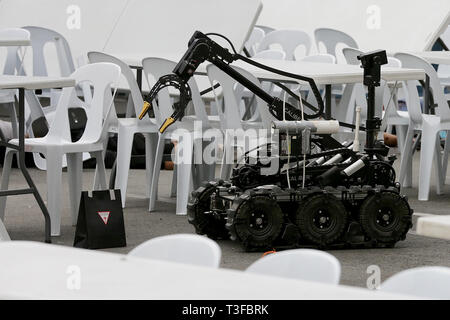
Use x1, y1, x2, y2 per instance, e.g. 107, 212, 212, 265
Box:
1, 150, 450, 288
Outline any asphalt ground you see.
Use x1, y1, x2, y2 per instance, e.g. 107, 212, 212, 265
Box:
2, 149, 450, 288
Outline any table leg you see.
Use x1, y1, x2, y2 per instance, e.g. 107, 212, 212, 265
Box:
17, 88, 51, 243
325, 84, 332, 120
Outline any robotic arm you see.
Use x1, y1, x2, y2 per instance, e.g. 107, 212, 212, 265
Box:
139, 31, 326, 133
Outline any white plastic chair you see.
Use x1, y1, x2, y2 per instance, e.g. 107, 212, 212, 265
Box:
22, 26, 76, 122
0, 63, 121, 236
128, 234, 222, 268
246, 249, 341, 284
300, 54, 336, 64
22, 26, 89, 170
380, 266, 450, 299
142, 57, 217, 215
395, 52, 449, 201
88, 52, 160, 208
255, 25, 275, 35
257, 29, 312, 60
207, 64, 274, 179
240, 49, 285, 107
0, 28, 30, 139
244, 27, 265, 56
314, 28, 358, 63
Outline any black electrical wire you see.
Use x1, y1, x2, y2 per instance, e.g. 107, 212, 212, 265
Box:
205, 33, 238, 54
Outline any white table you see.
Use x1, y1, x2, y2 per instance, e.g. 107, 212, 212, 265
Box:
0, 241, 415, 299
0, 76, 75, 243
417, 215, 450, 241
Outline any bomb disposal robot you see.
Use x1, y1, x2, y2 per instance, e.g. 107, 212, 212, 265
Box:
139, 31, 413, 251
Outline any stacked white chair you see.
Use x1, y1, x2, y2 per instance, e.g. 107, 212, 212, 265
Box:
207, 64, 275, 180
22, 26, 91, 170
314, 28, 358, 63
315, 28, 359, 114
255, 25, 275, 35
244, 27, 265, 56
257, 29, 312, 60
87, 52, 160, 208
380, 266, 450, 299
0, 63, 121, 236
299, 54, 336, 110
142, 57, 219, 215
23, 26, 76, 108
0, 28, 30, 140
128, 234, 222, 268
246, 249, 341, 284
395, 53, 449, 201
239, 49, 286, 118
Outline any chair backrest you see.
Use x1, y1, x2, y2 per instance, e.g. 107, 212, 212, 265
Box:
46, 63, 121, 144
207, 64, 274, 130
315, 28, 358, 62
128, 234, 222, 268
246, 249, 341, 284
245, 27, 265, 56
0, 28, 30, 75
22, 26, 75, 77
395, 52, 450, 121
87, 51, 154, 125
380, 266, 450, 299
253, 49, 285, 60
342, 47, 362, 65
142, 57, 210, 128
300, 53, 336, 64
255, 25, 275, 35
257, 29, 312, 60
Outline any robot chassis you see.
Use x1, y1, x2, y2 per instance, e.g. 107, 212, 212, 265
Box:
139, 31, 413, 251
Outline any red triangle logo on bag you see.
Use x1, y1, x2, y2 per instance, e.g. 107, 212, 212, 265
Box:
97, 211, 111, 225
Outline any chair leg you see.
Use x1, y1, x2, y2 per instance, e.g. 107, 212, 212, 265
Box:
399, 128, 414, 188
144, 133, 158, 199
0, 149, 15, 220
45, 151, 63, 236
66, 153, 83, 225
93, 140, 108, 189
114, 126, 135, 207
92, 151, 107, 190
175, 134, 193, 216
434, 135, 444, 195
149, 134, 165, 212
170, 165, 177, 197
396, 125, 412, 187
442, 131, 450, 183
418, 125, 438, 201
220, 133, 233, 180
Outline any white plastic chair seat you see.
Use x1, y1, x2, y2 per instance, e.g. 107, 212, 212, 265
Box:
128, 234, 222, 268
380, 266, 450, 299
0, 63, 121, 236
7, 137, 104, 153
245, 249, 341, 284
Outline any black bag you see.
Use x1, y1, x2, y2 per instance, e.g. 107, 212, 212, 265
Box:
73, 189, 126, 249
